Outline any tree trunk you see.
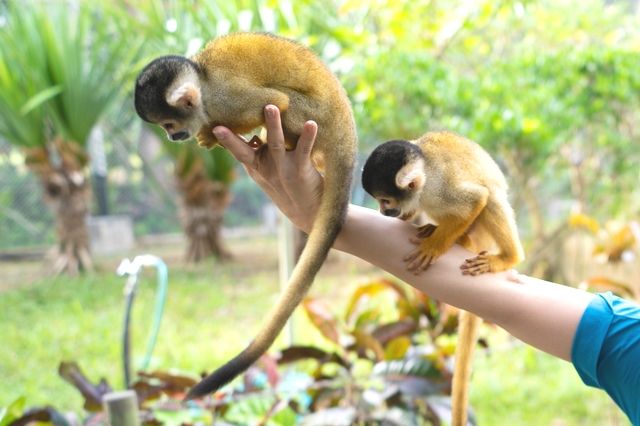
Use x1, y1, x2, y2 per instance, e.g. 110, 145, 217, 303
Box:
24, 140, 93, 276
175, 156, 232, 262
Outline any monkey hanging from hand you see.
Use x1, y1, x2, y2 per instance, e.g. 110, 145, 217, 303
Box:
134, 32, 357, 400
362, 131, 524, 426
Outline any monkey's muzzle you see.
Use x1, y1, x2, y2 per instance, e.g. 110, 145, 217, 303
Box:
383, 208, 400, 217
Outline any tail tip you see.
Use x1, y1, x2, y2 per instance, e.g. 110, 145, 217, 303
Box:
183, 381, 218, 402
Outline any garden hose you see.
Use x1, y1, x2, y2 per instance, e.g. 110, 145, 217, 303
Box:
116, 254, 168, 388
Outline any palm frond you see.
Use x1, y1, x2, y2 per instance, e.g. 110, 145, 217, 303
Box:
0, 4, 51, 148
41, 3, 144, 146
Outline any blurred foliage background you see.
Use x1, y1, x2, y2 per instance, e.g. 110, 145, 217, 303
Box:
0, 0, 639, 424
1, 0, 639, 266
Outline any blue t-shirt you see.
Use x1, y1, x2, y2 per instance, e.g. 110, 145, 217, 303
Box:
572, 292, 640, 425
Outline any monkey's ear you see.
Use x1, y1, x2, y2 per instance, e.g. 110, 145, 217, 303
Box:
167, 82, 201, 110
396, 160, 425, 192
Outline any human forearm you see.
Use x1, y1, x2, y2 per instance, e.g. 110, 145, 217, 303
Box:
214, 106, 594, 362
334, 204, 594, 361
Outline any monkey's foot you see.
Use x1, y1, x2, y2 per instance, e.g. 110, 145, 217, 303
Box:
404, 242, 446, 274
196, 137, 219, 149
196, 126, 219, 149
460, 251, 492, 275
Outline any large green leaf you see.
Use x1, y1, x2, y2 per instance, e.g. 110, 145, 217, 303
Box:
40, 3, 143, 146
0, 4, 51, 148
0, 2, 143, 149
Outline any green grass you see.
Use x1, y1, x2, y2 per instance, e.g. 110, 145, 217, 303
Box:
0, 235, 368, 412
471, 334, 630, 425
0, 236, 631, 424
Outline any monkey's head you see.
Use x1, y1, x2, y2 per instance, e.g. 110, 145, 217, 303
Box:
134, 55, 207, 142
362, 140, 426, 221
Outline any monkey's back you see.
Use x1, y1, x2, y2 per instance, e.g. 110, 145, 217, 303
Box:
417, 131, 508, 194
194, 33, 351, 119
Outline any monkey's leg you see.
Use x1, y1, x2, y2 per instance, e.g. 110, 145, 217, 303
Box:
405, 185, 489, 273
456, 233, 475, 251
197, 85, 290, 150
461, 199, 524, 275
451, 311, 482, 426
227, 83, 290, 131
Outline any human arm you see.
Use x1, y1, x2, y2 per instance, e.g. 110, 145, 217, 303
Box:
213, 105, 595, 361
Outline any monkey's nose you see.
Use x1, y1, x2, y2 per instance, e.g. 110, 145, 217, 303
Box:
383, 208, 400, 217
171, 131, 189, 141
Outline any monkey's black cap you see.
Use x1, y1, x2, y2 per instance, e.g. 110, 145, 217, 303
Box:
134, 55, 199, 122
362, 140, 424, 198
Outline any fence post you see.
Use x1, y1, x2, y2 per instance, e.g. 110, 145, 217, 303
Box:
103, 390, 140, 426
278, 212, 296, 345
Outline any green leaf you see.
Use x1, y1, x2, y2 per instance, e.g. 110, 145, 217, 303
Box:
0, 396, 25, 426
384, 336, 412, 360
344, 279, 408, 324
352, 329, 385, 361
224, 396, 297, 426
20, 86, 63, 115
373, 358, 441, 380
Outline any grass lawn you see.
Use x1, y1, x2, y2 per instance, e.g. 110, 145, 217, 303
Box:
0, 234, 629, 424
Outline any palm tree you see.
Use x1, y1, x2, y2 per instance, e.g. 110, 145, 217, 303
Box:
0, 2, 140, 274
170, 143, 236, 262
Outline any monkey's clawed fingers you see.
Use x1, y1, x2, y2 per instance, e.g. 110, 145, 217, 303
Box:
404, 243, 442, 274
415, 223, 437, 238
460, 251, 491, 276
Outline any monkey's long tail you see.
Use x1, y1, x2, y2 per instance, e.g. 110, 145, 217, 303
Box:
451, 311, 482, 426
185, 132, 356, 401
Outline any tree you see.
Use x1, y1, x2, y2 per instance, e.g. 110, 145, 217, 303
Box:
163, 137, 236, 262
0, 2, 140, 274
341, 0, 640, 278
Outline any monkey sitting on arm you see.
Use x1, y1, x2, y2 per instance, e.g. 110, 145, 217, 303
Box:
362, 131, 524, 426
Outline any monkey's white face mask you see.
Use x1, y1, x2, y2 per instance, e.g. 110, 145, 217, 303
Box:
393, 158, 426, 221
162, 74, 207, 142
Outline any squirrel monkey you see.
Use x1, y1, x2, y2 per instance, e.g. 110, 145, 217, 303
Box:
362, 131, 524, 426
134, 33, 357, 400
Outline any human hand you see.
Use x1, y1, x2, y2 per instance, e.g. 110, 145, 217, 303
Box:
212, 105, 324, 232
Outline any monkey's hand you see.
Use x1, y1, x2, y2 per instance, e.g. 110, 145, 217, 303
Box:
196, 125, 219, 149
415, 223, 437, 238
460, 251, 514, 275
404, 234, 450, 274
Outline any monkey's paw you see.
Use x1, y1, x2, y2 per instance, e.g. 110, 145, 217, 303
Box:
414, 223, 437, 238
196, 137, 218, 150
404, 241, 446, 274
460, 251, 491, 276
196, 127, 219, 149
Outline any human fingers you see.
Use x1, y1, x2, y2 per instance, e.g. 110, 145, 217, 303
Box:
214, 126, 256, 166
264, 105, 286, 164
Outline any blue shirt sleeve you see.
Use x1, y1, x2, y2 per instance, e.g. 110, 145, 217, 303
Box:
572, 292, 640, 425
